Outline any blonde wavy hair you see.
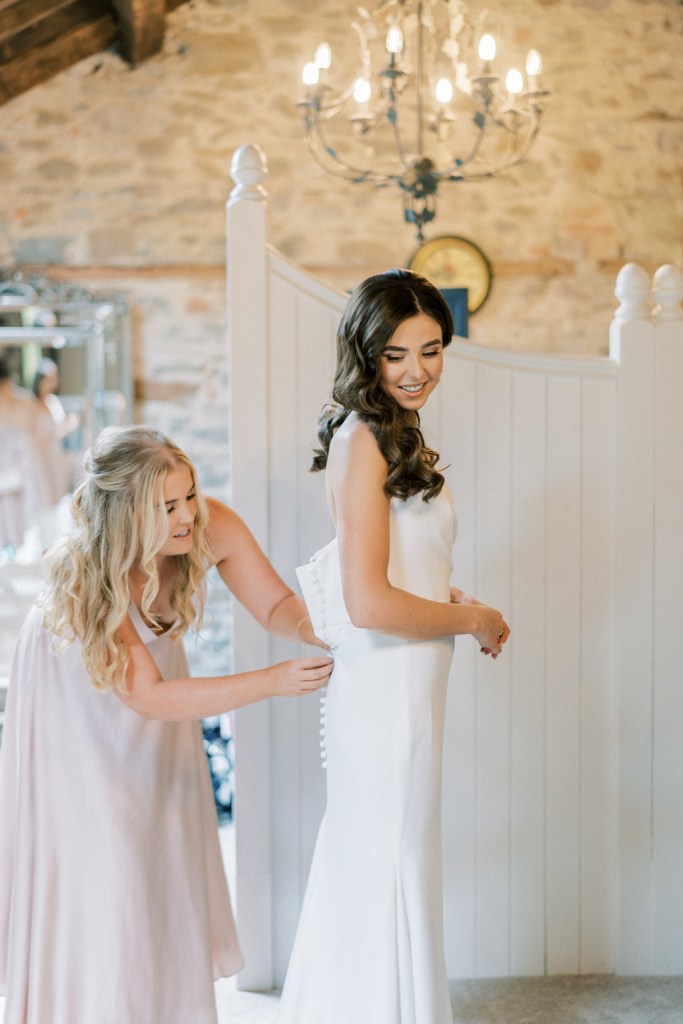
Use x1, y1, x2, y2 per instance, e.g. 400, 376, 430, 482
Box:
42, 425, 211, 693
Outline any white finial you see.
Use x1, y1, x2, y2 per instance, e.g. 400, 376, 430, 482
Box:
613, 262, 650, 323
229, 144, 268, 203
652, 264, 683, 323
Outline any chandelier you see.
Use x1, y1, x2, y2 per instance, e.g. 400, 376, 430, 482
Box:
298, 0, 549, 240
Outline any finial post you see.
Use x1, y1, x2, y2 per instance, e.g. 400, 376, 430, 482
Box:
229, 144, 268, 205
652, 264, 683, 324
613, 263, 651, 324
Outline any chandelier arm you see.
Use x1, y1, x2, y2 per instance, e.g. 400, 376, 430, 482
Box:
304, 120, 396, 186
442, 121, 542, 182
441, 103, 540, 177
446, 118, 488, 173
303, 81, 358, 122
486, 111, 544, 169
416, 0, 425, 157
314, 97, 352, 120
494, 122, 543, 172
386, 109, 414, 170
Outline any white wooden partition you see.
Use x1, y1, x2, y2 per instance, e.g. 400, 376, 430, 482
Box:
227, 145, 683, 989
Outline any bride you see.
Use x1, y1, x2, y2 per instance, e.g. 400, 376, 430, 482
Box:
277, 269, 510, 1024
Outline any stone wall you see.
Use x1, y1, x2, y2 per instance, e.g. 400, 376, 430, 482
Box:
1, 0, 682, 385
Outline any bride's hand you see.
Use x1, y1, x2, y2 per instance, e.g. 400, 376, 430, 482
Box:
471, 605, 510, 659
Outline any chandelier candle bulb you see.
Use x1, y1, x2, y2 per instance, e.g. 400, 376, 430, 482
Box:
386, 25, 404, 54
302, 62, 319, 88
505, 68, 524, 96
525, 48, 542, 88
353, 76, 372, 113
478, 32, 496, 69
435, 78, 453, 105
315, 42, 332, 70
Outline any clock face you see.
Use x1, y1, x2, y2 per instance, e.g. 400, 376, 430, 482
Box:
408, 236, 492, 314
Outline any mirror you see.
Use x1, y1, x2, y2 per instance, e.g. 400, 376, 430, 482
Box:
0, 272, 132, 560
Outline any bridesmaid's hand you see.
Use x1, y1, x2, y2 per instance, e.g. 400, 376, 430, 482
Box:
269, 656, 334, 697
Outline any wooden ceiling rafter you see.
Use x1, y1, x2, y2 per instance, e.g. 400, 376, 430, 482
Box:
0, 0, 187, 106
111, 0, 165, 66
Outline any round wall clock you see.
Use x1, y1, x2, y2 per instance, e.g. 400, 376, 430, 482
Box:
408, 235, 493, 314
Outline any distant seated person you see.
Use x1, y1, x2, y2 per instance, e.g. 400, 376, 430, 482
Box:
33, 357, 79, 443
0, 356, 54, 550
33, 357, 81, 501
0, 354, 38, 433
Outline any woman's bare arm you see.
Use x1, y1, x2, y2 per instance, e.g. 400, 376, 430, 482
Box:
114, 614, 333, 721
328, 418, 507, 650
205, 497, 324, 647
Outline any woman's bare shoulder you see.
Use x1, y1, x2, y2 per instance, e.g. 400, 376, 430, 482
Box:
327, 414, 387, 498
203, 495, 251, 563
329, 413, 382, 463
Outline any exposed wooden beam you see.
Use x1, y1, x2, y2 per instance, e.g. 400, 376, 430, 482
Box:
0, 13, 118, 104
0, 1, 75, 39
0, 0, 189, 103
0, 0, 114, 64
111, 0, 165, 65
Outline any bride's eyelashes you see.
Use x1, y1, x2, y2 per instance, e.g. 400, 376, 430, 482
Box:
382, 348, 442, 363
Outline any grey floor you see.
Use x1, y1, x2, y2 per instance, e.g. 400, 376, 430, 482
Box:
214, 975, 683, 1023
2, 975, 682, 1022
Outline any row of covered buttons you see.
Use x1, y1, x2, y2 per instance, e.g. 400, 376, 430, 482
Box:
312, 560, 331, 770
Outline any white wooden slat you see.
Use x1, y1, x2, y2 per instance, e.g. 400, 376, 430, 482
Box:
228, 201, 268, 544
227, 188, 274, 990
509, 371, 547, 976
579, 376, 618, 973
544, 374, 582, 974
440, 353, 478, 979
293, 292, 339, 869
473, 363, 513, 977
290, 290, 338, 557
267, 273, 306, 982
268, 275, 303, 586
652, 326, 683, 974
613, 321, 656, 974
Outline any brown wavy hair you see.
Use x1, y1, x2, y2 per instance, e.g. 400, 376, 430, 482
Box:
312, 268, 453, 500
42, 425, 211, 693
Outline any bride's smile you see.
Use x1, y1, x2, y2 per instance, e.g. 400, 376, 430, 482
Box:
379, 310, 444, 410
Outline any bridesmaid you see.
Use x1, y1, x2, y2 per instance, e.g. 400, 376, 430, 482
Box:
277, 269, 509, 1024
0, 424, 332, 1024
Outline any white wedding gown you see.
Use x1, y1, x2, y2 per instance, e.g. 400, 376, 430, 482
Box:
278, 485, 456, 1024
